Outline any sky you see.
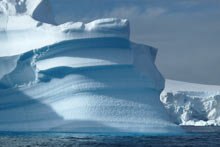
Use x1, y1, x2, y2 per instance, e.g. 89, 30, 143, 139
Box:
51, 0, 220, 85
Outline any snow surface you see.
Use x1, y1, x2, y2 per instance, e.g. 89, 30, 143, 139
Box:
1, 18, 130, 56
0, 0, 182, 133
161, 79, 220, 126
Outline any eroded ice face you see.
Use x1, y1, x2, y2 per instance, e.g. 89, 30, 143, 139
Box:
0, 0, 180, 134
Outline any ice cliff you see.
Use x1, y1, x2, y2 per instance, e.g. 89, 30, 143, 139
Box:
0, 0, 182, 133
161, 80, 220, 126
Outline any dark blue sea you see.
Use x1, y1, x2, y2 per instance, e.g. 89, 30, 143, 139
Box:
0, 127, 220, 147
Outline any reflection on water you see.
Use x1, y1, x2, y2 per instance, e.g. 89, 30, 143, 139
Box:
0, 127, 220, 147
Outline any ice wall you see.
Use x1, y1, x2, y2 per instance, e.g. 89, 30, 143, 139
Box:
161, 80, 220, 126
0, 0, 182, 133
0, 36, 181, 133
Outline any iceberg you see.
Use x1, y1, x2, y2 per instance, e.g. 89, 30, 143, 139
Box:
0, 0, 182, 133
161, 79, 220, 126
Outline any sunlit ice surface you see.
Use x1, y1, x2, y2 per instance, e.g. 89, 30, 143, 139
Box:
0, 0, 183, 134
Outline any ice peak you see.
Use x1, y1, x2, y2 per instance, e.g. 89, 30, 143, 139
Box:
0, 0, 56, 24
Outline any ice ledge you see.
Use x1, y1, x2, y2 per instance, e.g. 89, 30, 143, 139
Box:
58, 18, 130, 39
5, 17, 130, 38
1, 18, 130, 56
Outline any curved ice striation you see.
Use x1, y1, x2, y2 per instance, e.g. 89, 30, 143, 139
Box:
0, 0, 182, 133
161, 80, 220, 126
0, 37, 182, 133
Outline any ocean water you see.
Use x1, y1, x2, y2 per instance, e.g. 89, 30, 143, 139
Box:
0, 127, 220, 147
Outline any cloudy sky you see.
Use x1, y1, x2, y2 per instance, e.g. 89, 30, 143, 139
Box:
51, 0, 220, 85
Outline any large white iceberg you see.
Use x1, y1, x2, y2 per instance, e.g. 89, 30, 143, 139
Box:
0, 0, 182, 133
161, 79, 220, 126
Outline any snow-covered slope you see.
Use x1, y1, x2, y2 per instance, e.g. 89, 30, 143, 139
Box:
161, 80, 220, 126
0, 1, 182, 133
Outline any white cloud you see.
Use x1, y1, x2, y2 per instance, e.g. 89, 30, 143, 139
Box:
145, 8, 167, 17
104, 7, 140, 18
105, 6, 166, 19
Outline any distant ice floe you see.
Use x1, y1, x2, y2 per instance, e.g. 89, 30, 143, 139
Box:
161, 80, 220, 126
